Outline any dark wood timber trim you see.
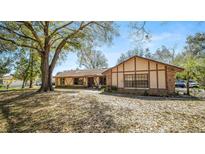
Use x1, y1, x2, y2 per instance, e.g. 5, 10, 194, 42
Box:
54, 75, 104, 78
111, 69, 165, 73
165, 66, 168, 90
111, 69, 112, 86
117, 66, 118, 88
123, 62, 125, 88
156, 63, 159, 89
102, 55, 184, 74
148, 61, 150, 89
134, 57, 136, 86
134, 57, 136, 73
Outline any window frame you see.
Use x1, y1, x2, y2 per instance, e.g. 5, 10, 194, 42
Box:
99, 76, 106, 85
74, 77, 84, 85
124, 73, 149, 89
60, 78, 65, 86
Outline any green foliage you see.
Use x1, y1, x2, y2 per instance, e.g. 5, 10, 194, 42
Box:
14, 49, 30, 81
111, 86, 118, 91
144, 90, 149, 96
176, 54, 201, 80
185, 33, 205, 58
0, 21, 118, 91
153, 45, 176, 64
117, 45, 176, 65
0, 57, 11, 76
174, 33, 205, 86
117, 47, 151, 64
0, 38, 17, 77
14, 48, 41, 88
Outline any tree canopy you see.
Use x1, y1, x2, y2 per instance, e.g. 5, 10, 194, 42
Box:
0, 21, 118, 91
117, 47, 151, 64
77, 46, 108, 69
152, 45, 176, 64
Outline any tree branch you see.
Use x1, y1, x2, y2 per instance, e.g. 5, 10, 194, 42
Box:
49, 21, 94, 72
43, 21, 50, 51
19, 21, 44, 50
0, 36, 41, 53
49, 21, 74, 39
50, 36, 64, 46
0, 25, 38, 42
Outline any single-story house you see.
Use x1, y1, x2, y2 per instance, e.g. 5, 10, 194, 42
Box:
103, 55, 184, 95
55, 69, 107, 88
0, 75, 23, 88
55, 55, 184, 95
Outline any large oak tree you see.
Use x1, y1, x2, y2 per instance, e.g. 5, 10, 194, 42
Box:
0, 21, 117, 92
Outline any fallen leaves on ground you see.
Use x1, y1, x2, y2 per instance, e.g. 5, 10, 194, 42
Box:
0, 89, 205, 133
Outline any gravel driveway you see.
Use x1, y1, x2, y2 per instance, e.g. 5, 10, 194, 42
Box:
0, 88, 205, 132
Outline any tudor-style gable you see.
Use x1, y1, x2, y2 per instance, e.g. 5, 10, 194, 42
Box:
102, 55, 184, 95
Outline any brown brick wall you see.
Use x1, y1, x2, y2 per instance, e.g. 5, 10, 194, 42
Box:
167, 66, 177, 94
117, 88, 169, 96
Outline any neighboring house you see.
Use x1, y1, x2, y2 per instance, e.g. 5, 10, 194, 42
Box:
103, 55, 184, 95
55, 69, 107, 88
55, 55, 184, 95
1, 75, 23, 88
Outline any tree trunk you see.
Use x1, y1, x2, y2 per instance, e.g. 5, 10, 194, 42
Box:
38, 52, 54, 92
29, 52, 34, 88
48, 69, 54, 91
22, 78, 26, 89
29, 78, 33, 88
39, 52, 49, 92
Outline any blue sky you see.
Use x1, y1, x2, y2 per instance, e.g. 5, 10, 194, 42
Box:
53, 21, 205, 75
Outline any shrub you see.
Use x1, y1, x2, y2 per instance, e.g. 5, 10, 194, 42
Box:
144, 90, 149, 96
111, 86, 118, 91
100, 85, 106, 89
100, 85, 107, 92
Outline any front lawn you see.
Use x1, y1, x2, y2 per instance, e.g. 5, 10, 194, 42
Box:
0, 89, 205, 132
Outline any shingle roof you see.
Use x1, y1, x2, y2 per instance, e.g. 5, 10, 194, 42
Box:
55, 68, 108, 77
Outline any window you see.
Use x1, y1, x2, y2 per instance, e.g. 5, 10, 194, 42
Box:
99, 77, 106, 85
74, 78, 83, 85
60, 78, 65, 86
124, 74, 148, 88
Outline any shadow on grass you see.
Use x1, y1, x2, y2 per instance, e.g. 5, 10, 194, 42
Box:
55, 87, 100, 93
100, 91, 202, 101
67, 98, 121, 133
0, 90, 124, 133
0, 91, 39, 132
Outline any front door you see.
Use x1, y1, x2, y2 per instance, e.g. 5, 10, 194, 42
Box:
88, 77, 94, 87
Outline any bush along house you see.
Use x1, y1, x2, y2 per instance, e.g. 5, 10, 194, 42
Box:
55, 55, 184, 95
102, 55, 184, 96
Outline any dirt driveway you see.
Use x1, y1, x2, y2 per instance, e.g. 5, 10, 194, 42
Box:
0, 88, 205, 133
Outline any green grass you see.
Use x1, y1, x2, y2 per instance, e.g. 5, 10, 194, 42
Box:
0, 87, 20, 91
0, 86, 39, 91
